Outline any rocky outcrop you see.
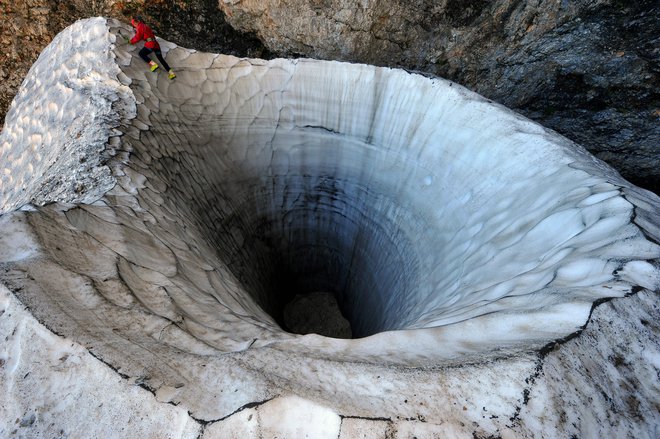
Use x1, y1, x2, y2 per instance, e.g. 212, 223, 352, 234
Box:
219, 0, 660, 194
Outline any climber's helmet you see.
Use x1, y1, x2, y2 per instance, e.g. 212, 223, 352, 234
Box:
131, 16, 143, 28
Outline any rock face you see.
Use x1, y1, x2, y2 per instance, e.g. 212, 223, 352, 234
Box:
218, 0, 660, 194
1, 18, 659, 437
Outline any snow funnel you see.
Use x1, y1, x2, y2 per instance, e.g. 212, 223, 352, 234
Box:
0, 18, 658, 421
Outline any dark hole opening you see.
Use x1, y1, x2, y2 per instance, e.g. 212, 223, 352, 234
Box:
211, 175, 420, 339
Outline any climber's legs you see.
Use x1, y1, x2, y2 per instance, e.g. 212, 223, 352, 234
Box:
138, 47, 153, 64
138, 47, 174, 78
153, 49, 171, 72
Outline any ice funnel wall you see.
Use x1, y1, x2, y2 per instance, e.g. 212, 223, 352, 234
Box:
0, 17, 659, 378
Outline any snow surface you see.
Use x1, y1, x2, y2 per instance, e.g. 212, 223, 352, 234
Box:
0, 17, 658, 437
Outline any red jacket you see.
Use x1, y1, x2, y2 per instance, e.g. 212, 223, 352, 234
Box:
130, 22, 159, 49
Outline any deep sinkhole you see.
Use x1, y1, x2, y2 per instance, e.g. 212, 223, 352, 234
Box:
179, 155, 419, 338
138, 56, 629, 347
206, 173, 421, 339
94, 47, 657, 361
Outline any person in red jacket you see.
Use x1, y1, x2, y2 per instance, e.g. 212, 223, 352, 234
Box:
129, 16, 176, 80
